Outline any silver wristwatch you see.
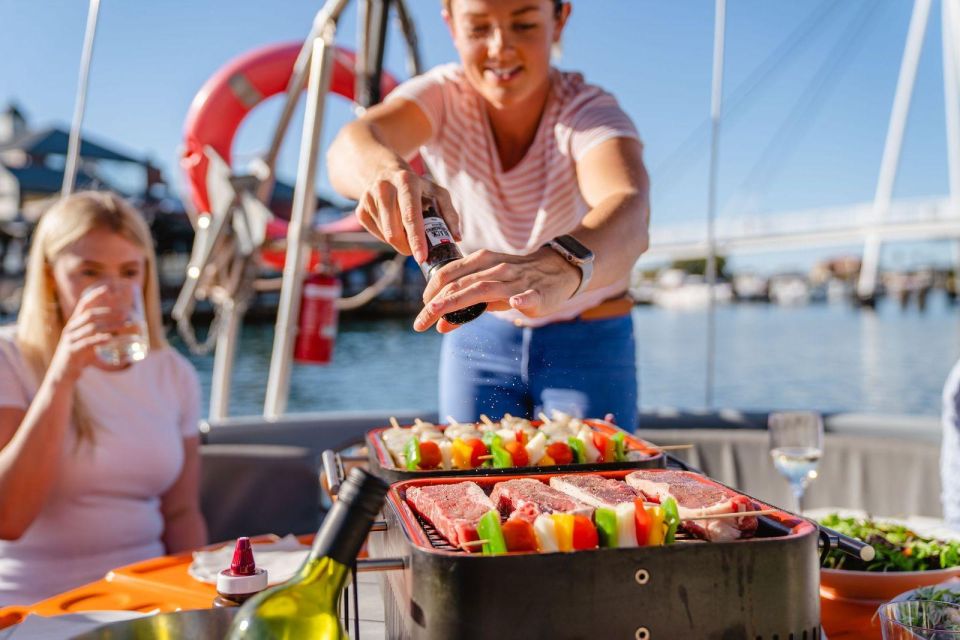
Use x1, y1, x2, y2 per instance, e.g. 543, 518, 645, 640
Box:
544, 235, 594, 298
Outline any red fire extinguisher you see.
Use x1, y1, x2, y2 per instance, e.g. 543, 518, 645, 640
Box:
294, 271, 342, 365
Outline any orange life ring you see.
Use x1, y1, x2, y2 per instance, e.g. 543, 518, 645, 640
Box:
181, 42, 401, 272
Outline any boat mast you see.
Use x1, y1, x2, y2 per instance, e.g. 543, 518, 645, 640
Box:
944, 0, 960, 278
705, 0, 726, 408
62, 0, 101, 197
263, 0, 351, 418
856, 0, 932, 303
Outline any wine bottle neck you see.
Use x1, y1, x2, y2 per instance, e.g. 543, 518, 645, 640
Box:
310, 498, 377, 566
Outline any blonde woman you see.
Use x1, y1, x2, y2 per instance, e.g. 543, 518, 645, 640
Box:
0, 191, 206, 605
329, 0, 649, 426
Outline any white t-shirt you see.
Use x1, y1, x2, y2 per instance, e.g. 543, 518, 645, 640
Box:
387, 63, 642, 326
0, 326, 201, 606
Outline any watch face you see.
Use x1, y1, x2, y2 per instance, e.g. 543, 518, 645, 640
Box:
555, 235, 593, 260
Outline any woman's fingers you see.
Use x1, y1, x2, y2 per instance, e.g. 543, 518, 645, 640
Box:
509, 288, 543, 315
431, 188, 461, 241
414, 279, 517, 331
396, 178, 426, 263
373, 182, 411, 256
354, 195, 387, 245
423, 249, 504, 301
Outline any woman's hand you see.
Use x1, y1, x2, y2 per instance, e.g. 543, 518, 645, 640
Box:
354, 168, 461, 264
414, 247, 582, 333
48, 285, 132, 381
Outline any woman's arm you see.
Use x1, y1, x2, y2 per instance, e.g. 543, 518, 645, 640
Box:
160, 436, 207, 552
415, 137, 650, 331
0, 376, 75, 540
0, 288, 127, 539
327, 98, 461, 263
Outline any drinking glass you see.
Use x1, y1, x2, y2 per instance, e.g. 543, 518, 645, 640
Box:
878, 600, 960, 639
768, 411, 824, 512
92, 281, 150, 366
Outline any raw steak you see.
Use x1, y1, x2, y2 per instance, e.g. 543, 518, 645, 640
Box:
490, 478, 593, 522
549, 474, 638, 508
625, 470, 758, 542
406, 482, 495, 551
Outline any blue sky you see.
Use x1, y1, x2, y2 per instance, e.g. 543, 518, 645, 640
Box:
0, 0, 954, 273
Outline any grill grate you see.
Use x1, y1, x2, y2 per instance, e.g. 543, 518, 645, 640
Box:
413, 510, 708, 552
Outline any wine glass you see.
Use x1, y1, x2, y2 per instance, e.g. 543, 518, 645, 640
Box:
92, 281, 150, 366
768, 411, 824, 513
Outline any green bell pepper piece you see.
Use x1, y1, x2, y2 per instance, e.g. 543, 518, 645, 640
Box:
662, 497, 681, 544
477, 510, 507, 555
595, 508, 618, 548
568, 436, 587, 465
491, 443, 513, 468
482, 432, 502, 449
612, 432, 627, 462
404, 438, 421, 471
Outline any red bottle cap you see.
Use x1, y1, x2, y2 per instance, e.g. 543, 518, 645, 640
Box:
230, 537, 256, 576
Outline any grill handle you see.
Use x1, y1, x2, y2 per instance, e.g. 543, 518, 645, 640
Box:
356, 557, 405, 572
818, 523, 876, 564
760, 516, 875, 565
322, 449, 344, 497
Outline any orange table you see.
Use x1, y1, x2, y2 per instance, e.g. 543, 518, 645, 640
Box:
0, 536, 388, 637
0, 549, 216, 630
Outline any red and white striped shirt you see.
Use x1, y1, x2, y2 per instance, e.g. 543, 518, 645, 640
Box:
388, 63, 641, 326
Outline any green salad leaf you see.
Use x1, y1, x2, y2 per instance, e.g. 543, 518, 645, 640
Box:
818, 514, 960, 572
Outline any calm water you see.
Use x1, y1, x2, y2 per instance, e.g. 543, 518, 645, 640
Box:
175, 293, 960, 419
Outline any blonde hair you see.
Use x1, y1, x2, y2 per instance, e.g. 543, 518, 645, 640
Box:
16, 191, 168, 443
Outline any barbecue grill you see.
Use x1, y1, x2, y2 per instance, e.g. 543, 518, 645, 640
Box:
366, 469, 821, 639
360, 419, 666, 484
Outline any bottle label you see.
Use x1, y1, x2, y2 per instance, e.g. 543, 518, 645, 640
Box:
423, 216, 454, 248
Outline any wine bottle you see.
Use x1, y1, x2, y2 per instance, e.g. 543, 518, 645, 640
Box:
226, 468, 388, 639
420, 196, 487, 325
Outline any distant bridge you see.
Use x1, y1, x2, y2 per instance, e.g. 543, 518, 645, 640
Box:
642, 196, 960, 263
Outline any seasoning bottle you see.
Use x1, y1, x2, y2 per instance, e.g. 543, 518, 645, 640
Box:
420, 196, 487, 325
214, 537, 268, 607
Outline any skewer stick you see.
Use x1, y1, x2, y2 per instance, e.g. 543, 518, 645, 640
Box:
477, 455, 495, 461
460, 539, 489, 548
656, 444, 695, 451
446, 416, 461, 428
681, 509, 778, 521
479, 414, 496, 428
389, 417, 402, 429
538, 412, 551, 424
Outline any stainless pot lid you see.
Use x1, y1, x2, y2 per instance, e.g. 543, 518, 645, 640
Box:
69, 607, 237, 639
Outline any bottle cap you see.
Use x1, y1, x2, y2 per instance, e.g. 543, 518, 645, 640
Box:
217, 537, 268, 595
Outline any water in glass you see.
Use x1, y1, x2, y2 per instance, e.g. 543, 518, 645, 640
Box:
768, 411, 823, 512
93, 283, 149, 366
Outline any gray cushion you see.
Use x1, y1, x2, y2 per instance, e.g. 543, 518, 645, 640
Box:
200, 444, 321, 544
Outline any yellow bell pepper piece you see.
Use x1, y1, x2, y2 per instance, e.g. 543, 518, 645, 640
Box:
646, 506, 666, 546
538, 453, 556, 466
451, 438, 473, 469
551, 513, 575, 552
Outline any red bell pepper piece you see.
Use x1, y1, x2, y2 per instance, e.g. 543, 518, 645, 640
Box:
501, 518, 538, 552
503, 440, 529, 467
572, 515, 599, 550
546, 442, 574, 465
418, 440, 442, 469
466, 438, 488, 467
592, 432, 611, 463
634, 498, 652, 546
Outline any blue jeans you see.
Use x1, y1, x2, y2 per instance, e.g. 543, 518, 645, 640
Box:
439, 313, 638, 430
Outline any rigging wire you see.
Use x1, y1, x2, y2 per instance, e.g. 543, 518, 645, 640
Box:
724, 0, 884, 215
653, 0, 848, 196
